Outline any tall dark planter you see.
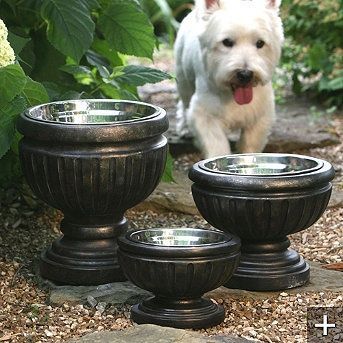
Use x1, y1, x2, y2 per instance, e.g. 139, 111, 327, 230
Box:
17, 100, 168, 285
189, 153, 335, 291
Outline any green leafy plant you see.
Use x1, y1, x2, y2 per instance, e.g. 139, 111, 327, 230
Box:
281, 0, 343, 107
0, 0, 173, 185
140, 0, 192, 44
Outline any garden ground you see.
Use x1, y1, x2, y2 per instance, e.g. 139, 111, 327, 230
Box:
0, 114, 342, 342
0, 49, 342, 343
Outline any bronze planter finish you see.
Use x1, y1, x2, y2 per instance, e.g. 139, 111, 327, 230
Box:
17, 100, 168, 285
189, 153, 334, 291
118, 228, 241, 328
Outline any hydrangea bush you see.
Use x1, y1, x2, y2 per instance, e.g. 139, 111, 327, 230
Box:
0, 19, 15, 67
0, 0, 172, 185
0, 17, 50, 183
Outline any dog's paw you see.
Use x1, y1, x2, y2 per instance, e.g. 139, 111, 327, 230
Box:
176, 124, 193, 139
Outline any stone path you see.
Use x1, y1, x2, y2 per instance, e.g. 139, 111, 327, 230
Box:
135, 170, 197, 215
48, 262, 343, 307
49, 281, 151, 307
54, 262, 342, 343
68, 324, 252, 343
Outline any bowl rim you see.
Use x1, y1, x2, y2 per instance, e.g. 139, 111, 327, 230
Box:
118, 228, 241, 257
17, 99, 168, 143
127, 227, 232, 247
24, 99, 162, 125
189, 153, 334, 191
198, 153, 323, 177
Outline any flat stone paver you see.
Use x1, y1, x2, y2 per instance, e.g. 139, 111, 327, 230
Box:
68, 324, 254, 343
50, 262, 342, 307
206, 262, 343, 301
134, 170, 198, 215
49, 281, 151, 306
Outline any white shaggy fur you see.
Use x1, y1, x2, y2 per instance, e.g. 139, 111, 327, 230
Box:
175, 0, 284, 157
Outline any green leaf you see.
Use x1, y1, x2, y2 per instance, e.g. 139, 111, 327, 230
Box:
85, 50, 110, 70
92, 38, 123, 67
319, 76, 343, 91
98, 0, 155, 59
42, 81, 63, 101
60, 64, 95, 85
308, 44, 327, 70
42, 82, 84, 101
22, 77, 50, 107
0, 148, 22, 186
41, 0, 95, 62
29, 30, 66, 82
60, 65, 92, 76
80, 0, 100, 10
0, 64, 27, 103
3, 0, 17, 13
112, 65, 172, 86
98, 66, 111, 79
59, 90, 84, 100
327, 77, 343, 91
161, 152, 174, 183
0, 96, 27, 158
7, 32, 31, 55
99, 84, 138, 100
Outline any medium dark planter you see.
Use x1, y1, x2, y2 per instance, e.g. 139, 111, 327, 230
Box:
189, 153, 335, 291
118, 228, 241, 329
17, 100, 168, 285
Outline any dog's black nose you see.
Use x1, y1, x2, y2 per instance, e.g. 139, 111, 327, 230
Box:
236, 70, 253, 85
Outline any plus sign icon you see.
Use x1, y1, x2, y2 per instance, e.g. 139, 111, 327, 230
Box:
315, 314, 336, 336
307, 307, 342, 342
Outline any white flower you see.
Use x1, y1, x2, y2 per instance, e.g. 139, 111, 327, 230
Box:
0, 18, 8, 40
0, 19, 15, 67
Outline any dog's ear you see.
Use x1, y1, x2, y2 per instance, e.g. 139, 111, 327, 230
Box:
195, 0, 220, 20
265, 0, 282, 10
195, 0, 220, 12
205, 0, 219, 9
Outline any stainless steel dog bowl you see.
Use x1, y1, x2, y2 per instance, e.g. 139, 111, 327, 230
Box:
129, 228, 229, 246
118, 228, 240, 328
201, 153, 323, 176
190, 153, 335, 291
25, 99, 159, 124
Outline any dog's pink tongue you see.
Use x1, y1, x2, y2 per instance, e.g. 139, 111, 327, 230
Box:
234, 86, 253, 105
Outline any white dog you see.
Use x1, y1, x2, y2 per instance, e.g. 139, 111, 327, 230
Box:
174, 0, 284, 157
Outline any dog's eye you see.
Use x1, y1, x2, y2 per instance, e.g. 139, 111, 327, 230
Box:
256, 40, 265, 49
222, 38, 234, 48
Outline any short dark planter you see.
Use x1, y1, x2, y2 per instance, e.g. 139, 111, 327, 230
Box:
189, 153, 335, 291
117, 228, 241, 328
17, 100, 168, 285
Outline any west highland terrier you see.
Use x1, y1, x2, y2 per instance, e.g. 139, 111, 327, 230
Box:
174, 0, 284, 157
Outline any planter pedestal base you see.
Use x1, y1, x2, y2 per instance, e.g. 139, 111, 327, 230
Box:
131, 296, 224, 329
225, 238, 310, 291
40, 217, 128, 285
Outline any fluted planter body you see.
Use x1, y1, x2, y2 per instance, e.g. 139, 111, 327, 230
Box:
189, 153, 334, 291
17, 100, 168, 285
118, 228, 240, 328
